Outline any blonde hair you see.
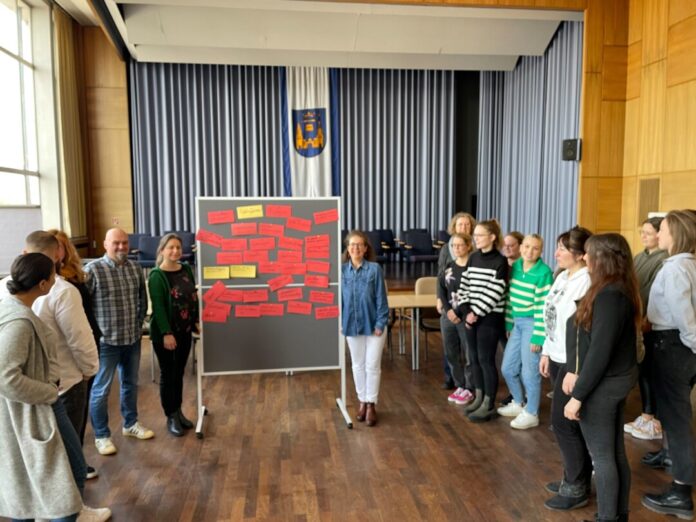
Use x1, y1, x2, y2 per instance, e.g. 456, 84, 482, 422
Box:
47, 229, 86, 283
664, 210, 696, 256
448, 212, 477, 236
156, 233, 183, 266
524, 233, 544, 250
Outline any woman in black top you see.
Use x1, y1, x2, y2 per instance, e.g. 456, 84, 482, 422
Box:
563, 233, 641, 522
458, 219, 509, 422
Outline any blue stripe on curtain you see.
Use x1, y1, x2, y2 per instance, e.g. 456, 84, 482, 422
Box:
329, 69, 341, 197
335, 69, 455, 236
130, 63, 286, 234
476, 21, 583, 265
279, 67, 291, 197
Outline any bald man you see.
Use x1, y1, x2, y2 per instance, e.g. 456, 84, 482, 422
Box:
85, 228, 153, 456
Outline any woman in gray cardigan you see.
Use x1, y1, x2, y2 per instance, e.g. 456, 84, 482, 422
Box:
0, 253, 82, 522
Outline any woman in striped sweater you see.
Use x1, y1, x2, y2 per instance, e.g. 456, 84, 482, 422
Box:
458, 219, 509, 422
498, 234, 553, 429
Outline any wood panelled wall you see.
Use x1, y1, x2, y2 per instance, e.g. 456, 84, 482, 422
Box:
80, 27, 132, 255
79, 0, 696, 254
621, 0, 696, 251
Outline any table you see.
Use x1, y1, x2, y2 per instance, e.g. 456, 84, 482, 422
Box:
387, 293, 437, 370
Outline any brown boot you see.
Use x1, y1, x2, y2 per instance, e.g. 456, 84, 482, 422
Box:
356, 402, 367, 422
366, 403, 378, 427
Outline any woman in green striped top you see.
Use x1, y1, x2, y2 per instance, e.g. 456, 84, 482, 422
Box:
497, 234, 554, 429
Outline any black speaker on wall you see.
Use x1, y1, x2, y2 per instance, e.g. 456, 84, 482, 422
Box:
562, 139, 582, 161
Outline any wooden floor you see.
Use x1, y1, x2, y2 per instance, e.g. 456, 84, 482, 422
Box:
57, 327, 674, 522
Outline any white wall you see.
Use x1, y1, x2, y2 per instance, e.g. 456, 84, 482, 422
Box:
0, 208, 44, 274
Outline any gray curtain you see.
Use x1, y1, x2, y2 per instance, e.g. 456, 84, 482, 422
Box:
130, 63, 285, 234
336, 69, 455, 236
477, 21, 583, 264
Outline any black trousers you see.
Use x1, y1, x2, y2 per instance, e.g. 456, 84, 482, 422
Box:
464, 317, 503, 399
153, 332, 193, 417
579, 373, 636, 519
637, 331, 658, 415
441, 315, 473, 390
550, 360, 593, 489
653, 330, 696, 484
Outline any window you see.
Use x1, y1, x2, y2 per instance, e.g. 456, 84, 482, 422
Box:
0, 0, 39, 206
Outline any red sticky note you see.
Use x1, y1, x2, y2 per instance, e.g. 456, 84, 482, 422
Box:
259, 223, 285, 237
286, 216, 312, 232
249, 237, 276, 250
268, 274, 294, 292
231, 223, 258, 236
243, 289, 269, 303
243, 250, 269, 263
277, 287, 303, 302
315, 305, 339, 319
266, 204, 292, 218
305, 247, 330, 260
258, 262, 281, 274
221, 238, 247, 251
287, 301, 312, 315
219, 289, 244, 302
280, 263, 307, 275
208, 209, 235, 224
205, 301, 231, 316
202, 306, 228, 323
196, 229, 223, 248
260, 303, 284, 317
203, 280, 226, 303
313, 208, 339, 224
306, 261, 330, 274
305, 234, 330, 248
309, 290, 335, 304
235, 305, 261, 318
278, 235, 303, 251
216, 252, 243, 265
277, 250, 303, 263
305, 275, 329, 288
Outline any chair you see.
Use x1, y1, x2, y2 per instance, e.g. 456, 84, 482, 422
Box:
366, 230, 389, 263
137, 235, 161, 269
415, 276, 440, 361
437, 230, 450, 247
127, 233, 148, 260
402, 230, 439, 263
375, 229, 397, 260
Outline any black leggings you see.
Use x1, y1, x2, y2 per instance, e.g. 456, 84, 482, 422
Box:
464, 317, 503, 399
153, 332, 192, 416
637, 332, 657, 415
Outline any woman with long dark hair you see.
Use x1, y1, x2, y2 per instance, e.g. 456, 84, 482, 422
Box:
642, 210, 696, 520
341, 230, 389, 427
562, 234, 641, 522
0, 253, 82, 522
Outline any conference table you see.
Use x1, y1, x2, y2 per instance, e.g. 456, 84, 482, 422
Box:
387, 293, 437, 371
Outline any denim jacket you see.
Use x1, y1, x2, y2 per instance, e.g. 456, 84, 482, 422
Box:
341, 260, 389, 336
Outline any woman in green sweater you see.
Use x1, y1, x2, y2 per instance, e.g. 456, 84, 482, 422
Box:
148, 233, 199, 437
498, 234, 553, 429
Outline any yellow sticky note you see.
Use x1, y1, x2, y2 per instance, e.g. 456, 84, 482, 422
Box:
236, 205, 264, 219
203, 266, 229, 279
229, 265, 257, 278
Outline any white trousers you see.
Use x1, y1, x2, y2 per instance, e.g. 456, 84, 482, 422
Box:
346, 331, 386, 404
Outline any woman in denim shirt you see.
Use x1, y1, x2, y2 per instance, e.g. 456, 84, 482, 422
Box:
341, 230, 389, 427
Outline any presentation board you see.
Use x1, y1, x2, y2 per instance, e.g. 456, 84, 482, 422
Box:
195, 197, 341, 375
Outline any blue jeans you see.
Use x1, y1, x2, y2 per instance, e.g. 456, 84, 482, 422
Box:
54, 396, 86, 496
90, 340, 142, 438
501, 316, 542, 415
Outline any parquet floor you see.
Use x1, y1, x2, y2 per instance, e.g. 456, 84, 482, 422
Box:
8, 327, 673, 521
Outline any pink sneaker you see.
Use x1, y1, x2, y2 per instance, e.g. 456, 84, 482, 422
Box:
455, 389, 474, 405
448, 387, 465, 403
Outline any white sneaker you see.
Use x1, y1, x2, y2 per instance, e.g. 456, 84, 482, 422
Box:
511, 410, 540, 430
122, 421, 155, 440
94, 437, 117, 456
497, 400, 524, 417
632, 418, 663, 440
77, 505, 112, 522
624, 414, 645, 434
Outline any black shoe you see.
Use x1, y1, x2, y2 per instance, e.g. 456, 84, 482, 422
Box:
545, 481, 560, 494
544, 493, 589, 511
642, 482, 694, 520
177, 409, 194, 430
167, 414, 184, 437
441, 379, 455, 390
642, 448, 673, 471
85, 465, 98, 480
